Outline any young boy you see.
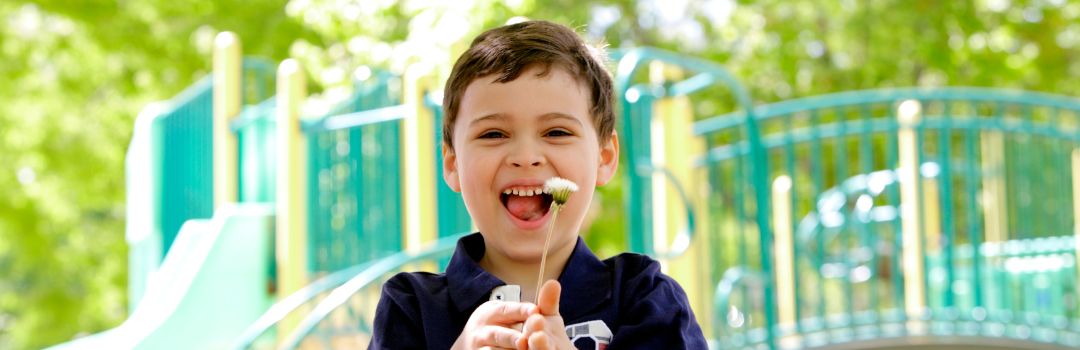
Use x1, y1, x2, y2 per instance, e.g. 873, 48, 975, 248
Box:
370, 20, 707, 349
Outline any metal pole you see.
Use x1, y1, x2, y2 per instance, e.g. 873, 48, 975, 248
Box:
275, 58, 308, 339
402, 63, 437, 252
897, 100, 926, 332
771, 175, 797, 344
212, 32, 241, 207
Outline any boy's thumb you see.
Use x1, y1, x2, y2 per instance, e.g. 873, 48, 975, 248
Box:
538, 280, 561, 316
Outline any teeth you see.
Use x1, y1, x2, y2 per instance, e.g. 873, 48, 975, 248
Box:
503, 187, 546, 196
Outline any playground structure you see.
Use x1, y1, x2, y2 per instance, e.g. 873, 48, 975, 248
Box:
49, 31, 1080, 349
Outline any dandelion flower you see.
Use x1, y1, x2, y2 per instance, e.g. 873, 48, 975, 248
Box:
544, 177, 578, 206
536, 177, 578, 302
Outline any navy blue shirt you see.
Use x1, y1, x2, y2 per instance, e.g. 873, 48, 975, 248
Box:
369, 233, 707, 349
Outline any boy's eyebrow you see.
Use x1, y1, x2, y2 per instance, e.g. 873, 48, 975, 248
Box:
538, 112, 583, 127
469, 113, 507, 127
468, 112, 583, 127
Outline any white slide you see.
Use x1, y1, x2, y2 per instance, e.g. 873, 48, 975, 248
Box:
47, 204, 276, 350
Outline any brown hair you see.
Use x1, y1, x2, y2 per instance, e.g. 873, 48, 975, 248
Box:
442, 20, 614, 149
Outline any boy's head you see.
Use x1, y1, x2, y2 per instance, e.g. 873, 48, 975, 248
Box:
441, 20, 619, 264
442, 20, 615, 149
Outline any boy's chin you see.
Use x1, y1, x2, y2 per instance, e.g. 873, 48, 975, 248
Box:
485, 235, 564, 262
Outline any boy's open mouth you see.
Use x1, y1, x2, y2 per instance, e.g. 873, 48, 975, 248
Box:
500, 187, 554, 222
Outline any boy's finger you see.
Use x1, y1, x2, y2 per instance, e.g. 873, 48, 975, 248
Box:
523, 313, 546, 334
476, 326, 522, 349
528, 331, 551, 350
537, 280, 561, 316
481, 301, 537, 324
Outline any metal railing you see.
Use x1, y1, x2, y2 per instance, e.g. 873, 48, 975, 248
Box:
302, 73, 406, 273
156, 58, 276, 255
234, 234, 464, 350
614, 47, 1080, 349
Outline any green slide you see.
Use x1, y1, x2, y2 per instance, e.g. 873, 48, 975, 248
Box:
48, 204, 276, 350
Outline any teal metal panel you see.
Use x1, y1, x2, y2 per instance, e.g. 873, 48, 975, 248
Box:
304, 73, 404, 273
609, 48, 1080, 350
157, 76, 215, 257
235, 98, 277, 203
155, 58, 276, 258
701, 87, 1080, 349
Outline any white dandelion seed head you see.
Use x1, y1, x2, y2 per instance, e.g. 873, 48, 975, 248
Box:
544, 177, 578, 205
544, 177, 578, 192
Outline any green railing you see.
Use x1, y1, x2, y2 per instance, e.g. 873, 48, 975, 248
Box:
302, 72, 405, 273
234, 97, 277, 203
700, 88, 1080, 348
155, 76, 214, 257
614, 47, 765, 256
232, 256, 382, 349
298, 71, 470, 273
279, 234, 463, 350
156, 58, 275, 256
713, 163, 1080, 348
231, 72, 473, 348
232, 234, 464, 350
612, 47, 1080, 349
614, 47, 780, 345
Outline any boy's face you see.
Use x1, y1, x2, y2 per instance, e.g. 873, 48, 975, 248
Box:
443, 65, 619, 264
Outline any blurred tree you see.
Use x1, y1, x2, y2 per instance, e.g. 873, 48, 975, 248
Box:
2, 0, 1078, 348
0, 1, 316, 348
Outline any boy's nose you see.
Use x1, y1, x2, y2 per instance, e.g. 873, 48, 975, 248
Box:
510, 157, 545, 167
507, 145, 546, 168
511, 160, 543, 167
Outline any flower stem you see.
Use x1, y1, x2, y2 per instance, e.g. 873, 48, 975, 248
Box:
535, 202, 560, 304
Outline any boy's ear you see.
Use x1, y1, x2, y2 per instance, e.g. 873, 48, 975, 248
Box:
442, 143, 461, 192
595, 131, 620, 186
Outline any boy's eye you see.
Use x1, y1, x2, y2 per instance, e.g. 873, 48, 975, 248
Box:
478, 130, 507, 139
545, 129, 573, 137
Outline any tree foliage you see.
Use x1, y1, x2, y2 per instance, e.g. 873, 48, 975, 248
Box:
2, 0, 1078, 348
0, 1, 313, 348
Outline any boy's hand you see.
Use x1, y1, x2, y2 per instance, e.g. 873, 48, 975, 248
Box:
452, 300, 536, 350
518, 280, 574, 350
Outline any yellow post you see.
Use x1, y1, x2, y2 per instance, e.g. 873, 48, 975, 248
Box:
922, 175, 941, 252
772, 175, 796, 328
275, 58, 308, 298
213, 32, 241, 207
275, 58, 308, 339
649, 62, 670, 261
897, 100, 925, 330
981, 132, 1008, 242
402, 63, 438, 253
648, 61, 712, 337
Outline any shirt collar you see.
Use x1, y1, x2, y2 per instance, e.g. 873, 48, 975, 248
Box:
445, 232, 611, 319
446, 233, 505, 313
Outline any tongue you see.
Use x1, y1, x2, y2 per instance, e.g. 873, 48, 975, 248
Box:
506, 195, 545, 221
